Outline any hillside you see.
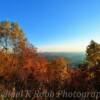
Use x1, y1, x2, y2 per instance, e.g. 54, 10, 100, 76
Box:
40, 52, 86, 67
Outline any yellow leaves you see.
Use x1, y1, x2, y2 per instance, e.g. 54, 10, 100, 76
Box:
0, 21, 11, 29
88, 72, 95, 80
47, 57, 70, 85
0, 21, 27, 54
52, 57, 69, 69
86, 40, 100, 67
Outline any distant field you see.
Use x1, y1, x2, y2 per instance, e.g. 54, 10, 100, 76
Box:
40, 52, 86, 67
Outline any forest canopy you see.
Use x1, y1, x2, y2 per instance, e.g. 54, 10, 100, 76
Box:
0, 21, 100, 100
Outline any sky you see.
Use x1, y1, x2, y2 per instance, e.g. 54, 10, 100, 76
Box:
0, 0, 100, 52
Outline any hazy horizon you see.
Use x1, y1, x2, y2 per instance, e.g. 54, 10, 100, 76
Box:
37, 44, 86, 52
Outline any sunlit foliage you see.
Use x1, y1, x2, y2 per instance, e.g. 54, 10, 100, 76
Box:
0, 21, 100, 100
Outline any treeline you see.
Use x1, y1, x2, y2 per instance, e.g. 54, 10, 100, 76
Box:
0, 21, 100, 100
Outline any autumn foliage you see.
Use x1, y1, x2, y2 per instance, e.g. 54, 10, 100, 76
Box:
0, 21, 100, 100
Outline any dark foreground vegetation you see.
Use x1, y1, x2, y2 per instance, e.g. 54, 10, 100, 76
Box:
0, 21, 100, 100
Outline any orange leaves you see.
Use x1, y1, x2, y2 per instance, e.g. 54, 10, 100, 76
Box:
0, 21, 11, 30
0, 21, 71, 89
47, 57, 70, 86
0, 21, 79, 93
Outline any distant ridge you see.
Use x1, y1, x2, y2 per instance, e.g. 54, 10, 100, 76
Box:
40, 52, 86, 67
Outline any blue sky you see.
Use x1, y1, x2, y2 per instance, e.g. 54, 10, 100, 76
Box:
0, 0, 100, 52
